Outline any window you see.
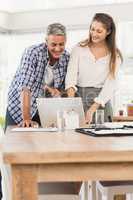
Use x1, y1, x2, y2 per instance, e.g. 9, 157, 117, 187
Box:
113, 22, 133, 115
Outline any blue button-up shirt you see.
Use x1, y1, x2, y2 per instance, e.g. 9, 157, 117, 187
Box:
7, 43, 70, 123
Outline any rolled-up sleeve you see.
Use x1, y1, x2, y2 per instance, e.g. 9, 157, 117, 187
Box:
65, 46, 79, 90
94, 56, 121, 107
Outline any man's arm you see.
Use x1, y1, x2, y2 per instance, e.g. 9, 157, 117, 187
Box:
20, 87, 38, 127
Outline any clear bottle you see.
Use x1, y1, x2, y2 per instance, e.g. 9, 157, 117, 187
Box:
95, 109, 104, 125
64, 109, 79, 130
56, 110, 64, 131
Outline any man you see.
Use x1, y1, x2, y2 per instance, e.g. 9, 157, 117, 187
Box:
5, 23, 69, 129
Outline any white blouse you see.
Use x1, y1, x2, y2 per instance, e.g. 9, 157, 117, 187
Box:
65, 45, 121, 106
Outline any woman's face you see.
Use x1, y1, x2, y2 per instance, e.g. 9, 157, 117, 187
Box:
90, 20, 109, 44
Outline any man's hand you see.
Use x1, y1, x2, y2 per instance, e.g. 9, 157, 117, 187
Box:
20, 87, 39, 128
19, 119, 39, 128
44, 85, 61, 97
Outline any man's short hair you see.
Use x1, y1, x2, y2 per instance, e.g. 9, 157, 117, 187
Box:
46, 23, 66, 37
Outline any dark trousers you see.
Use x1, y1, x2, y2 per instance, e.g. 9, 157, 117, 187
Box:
77, 86, 113, 122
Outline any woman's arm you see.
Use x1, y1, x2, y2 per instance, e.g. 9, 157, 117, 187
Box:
65, 46, 79, 96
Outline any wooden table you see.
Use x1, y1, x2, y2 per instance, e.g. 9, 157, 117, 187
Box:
113, 116, 133, 122
1, 128, 133, 200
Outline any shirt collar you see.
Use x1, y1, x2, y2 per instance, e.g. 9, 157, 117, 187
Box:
44, 43, 50, 60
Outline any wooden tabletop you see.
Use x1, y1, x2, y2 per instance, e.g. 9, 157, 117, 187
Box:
113, 116, 133, 122
1, 127, 133, 165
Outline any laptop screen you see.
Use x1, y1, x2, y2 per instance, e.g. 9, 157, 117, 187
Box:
37, 97, 85, 128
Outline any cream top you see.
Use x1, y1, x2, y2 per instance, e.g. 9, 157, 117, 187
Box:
65, 45, 121, 106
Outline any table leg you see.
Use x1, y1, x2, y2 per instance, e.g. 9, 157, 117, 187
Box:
11, 165, 38, 200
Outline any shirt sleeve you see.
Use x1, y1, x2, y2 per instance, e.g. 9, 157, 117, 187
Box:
17, 47, 37, 92
94, 56, 121, 107
65, 46, 79, 91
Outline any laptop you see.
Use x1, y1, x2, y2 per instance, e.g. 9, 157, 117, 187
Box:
37, 97, 85, 128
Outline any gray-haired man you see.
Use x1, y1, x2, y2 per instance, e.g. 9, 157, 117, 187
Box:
5, 23, 70, 129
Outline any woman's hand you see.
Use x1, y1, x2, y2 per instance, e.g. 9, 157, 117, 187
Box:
85, 102, 100, 124
67, 87, 75, 97
85, 109, 93, 125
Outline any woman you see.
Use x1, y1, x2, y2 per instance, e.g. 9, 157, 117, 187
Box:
65, 13, 123, 124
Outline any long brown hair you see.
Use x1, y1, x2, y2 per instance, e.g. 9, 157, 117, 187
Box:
80, 13, 123, 78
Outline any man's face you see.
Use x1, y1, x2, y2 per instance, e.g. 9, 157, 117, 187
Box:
46, 35, 66, 59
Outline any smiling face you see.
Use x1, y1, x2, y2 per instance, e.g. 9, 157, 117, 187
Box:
46, 35, 66, 59
90, 20, 110, 44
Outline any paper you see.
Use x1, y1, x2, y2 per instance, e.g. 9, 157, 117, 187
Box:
11, 127, 58, 132
104, 122, 133, 128
95, 129, 133, 135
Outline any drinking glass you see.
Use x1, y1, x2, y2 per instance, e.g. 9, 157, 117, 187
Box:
95, 109, 104, 125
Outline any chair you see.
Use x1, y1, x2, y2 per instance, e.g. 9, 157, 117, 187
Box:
96, 181, 133, 200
